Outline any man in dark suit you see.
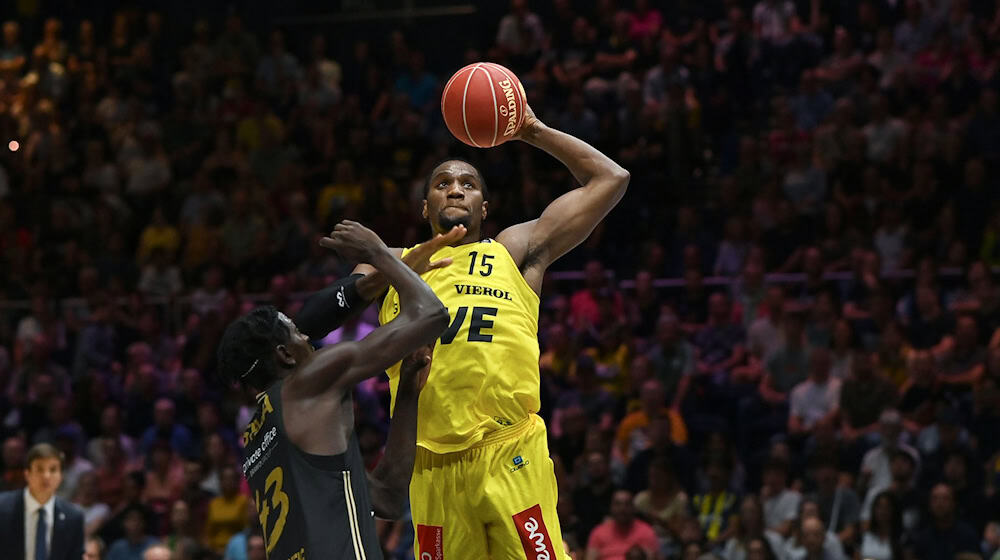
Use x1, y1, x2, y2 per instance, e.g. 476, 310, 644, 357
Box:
0, 442, 85, 560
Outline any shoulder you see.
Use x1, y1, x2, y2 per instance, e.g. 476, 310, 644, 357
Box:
0, 489, 19, 511
55, 497, 85, 520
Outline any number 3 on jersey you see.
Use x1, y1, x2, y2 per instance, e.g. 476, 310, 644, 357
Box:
255, 466, 290, 555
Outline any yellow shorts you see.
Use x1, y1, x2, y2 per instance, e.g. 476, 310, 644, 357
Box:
410, 414, 568, 560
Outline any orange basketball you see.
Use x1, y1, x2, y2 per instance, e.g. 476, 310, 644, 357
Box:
441, 62, 526, 148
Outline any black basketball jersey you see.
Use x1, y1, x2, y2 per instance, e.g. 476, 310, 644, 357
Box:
242, 381, 382, 560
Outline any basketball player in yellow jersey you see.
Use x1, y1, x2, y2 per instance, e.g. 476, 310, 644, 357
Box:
353, 103, 629, 559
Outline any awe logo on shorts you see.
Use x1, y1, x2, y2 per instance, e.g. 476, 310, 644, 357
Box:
416, 524, 443, 560
510, 455, 530, 472
513, 505, 554, 560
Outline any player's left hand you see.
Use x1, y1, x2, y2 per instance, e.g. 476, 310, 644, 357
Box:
403, 225, 466, 275
399, 344, 433, 393
319, 220, 389, 262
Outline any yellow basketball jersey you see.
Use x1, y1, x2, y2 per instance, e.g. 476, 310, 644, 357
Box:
378, 239, 541, 453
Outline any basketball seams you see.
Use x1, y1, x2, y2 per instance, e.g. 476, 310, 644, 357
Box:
486, 66, 499, 147
485, 63, 524, 139
461, 65, 482, 148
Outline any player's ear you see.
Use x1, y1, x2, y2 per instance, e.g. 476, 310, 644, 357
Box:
275, 344, 295, 367
422, 200, 428, 220
481, 200, 488, 220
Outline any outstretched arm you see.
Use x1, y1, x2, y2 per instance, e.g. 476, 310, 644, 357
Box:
346, 226, 467, 303
291, 222, 449, 396
496, 105, 630, 288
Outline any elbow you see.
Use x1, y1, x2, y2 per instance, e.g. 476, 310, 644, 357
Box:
426, 303, 450, 333
612, 167, 630, 197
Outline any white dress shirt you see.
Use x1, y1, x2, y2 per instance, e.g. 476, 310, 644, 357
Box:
24, 488, 55, 560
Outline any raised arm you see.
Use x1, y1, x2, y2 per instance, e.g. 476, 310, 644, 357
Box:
344, 225, 466, 304
496, 105, 630, 289
291, 222, 449, 395
296, 225, 462, 339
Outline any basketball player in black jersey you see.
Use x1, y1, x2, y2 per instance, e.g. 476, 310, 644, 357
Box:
218, 220, 464, 560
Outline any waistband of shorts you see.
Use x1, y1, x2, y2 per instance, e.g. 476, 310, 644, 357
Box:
416, 414, 539, 461
470, 413, 537, 449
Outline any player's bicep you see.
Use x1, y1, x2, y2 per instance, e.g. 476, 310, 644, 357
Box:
521, 177, 626, 268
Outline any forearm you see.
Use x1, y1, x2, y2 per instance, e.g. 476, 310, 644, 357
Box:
519, 121, 628, 191
356, 269, 390, 301
370, 385, 419, 517
371, 251, 441, 317
295, 274, 367, 339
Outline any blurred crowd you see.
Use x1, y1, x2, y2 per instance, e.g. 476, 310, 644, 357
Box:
1, 0, 1000, 559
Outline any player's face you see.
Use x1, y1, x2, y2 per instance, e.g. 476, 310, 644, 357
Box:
424, 161, 487, 237
276, 312, 312, 367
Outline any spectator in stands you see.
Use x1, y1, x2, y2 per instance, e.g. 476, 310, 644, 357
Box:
838, 351, 897, 455
747, 286, 785, 361
808, 453, 860, 548
587, 489, 659, 560
221, 500, 258, 560
496, 0, 546, 65
574, 451, 616, 547
917, 406, 973, 481
647, 313, 696, 407
553, 354, 616, 434
692, 292, 746, 401
691, 457, 739, 545
858, 410, 919, 513
788, 348, 841, 444
54, 427, 93, 500
910, 484, 980, 560
202, 465, 247, 554
617, 380, 671, 462
572, 260, 624, 331
88, 405, 138, 468
775, 499, 847, 560
84, 535, 106, 560
937, 314, 986, 388
164, 499, 200, 553
106, 504, 158, 560
627, 270, 662, 338
759, 309, 810, 412
633, 457, 688, 546
720, 495, 768, 560
760, 458, 801, 537
2, 435, 26, 490
140, 399, 195, 460
141, 544, 170, 560
625, 413, 695, 494
74, 470, 110, 537
859, 491, 904, 560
